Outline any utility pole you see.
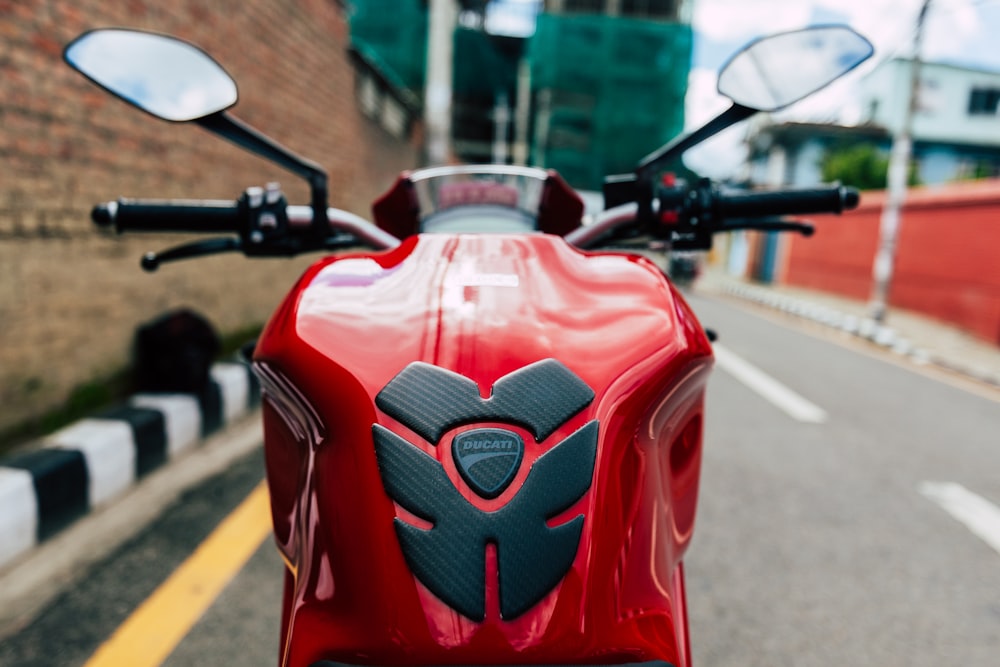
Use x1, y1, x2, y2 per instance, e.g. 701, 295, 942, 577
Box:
512, 58, 531, 165
870, 0, 930, 323
424, 0, 457, 166
492, 92, 510, 164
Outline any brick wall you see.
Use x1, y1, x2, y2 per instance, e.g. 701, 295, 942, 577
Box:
782, 179, 1000, 345
0, 0, 419, 433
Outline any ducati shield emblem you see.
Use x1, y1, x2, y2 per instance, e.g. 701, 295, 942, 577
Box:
452, 428, 524, 499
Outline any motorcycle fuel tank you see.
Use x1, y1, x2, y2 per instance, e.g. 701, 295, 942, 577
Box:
253, 233, 713, 667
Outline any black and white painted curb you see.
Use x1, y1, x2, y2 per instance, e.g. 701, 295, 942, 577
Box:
719, 281, 1000, 388
720, 281, 928, 357
0, 362, 260, 571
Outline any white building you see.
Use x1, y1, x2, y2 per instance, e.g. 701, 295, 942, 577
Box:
748, 58, 1000, 187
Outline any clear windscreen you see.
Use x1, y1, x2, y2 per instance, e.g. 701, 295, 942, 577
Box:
409, 166, 549, 233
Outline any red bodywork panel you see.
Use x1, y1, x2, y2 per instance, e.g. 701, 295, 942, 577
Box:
253, 234, 713, 667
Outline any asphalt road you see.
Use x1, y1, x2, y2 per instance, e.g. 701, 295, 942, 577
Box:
685, 294, 1000, 667
3, 291, 998, 667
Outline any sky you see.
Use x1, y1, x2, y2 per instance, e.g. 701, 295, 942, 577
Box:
684, 0, 1000, 177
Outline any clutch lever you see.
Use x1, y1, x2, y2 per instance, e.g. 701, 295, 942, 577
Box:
141, 237, 243, 272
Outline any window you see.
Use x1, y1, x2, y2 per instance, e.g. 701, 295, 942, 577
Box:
968, 87, 1000, 116
560, 0, 605, 12
621, 0, 682, 18
556, 0, 682, 16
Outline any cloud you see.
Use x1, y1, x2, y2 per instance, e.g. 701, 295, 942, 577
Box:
682, 68, 748, 179
692, 0, 812, 44
693, 0, 1000, 71
685, 68, 730, 127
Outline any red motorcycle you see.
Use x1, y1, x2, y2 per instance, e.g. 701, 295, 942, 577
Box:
64, 24, 872, 667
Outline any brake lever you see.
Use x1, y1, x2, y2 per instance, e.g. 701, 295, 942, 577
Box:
719, 217, 815, 236
141, 237, 243, 272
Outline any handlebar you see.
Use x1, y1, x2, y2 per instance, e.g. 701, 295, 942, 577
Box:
92, 179, 858, 265
716, 185, 858, 218
571, 180, 859, 250
657, 182, 858, 223
93, 199, 241, 233
92, 197, 400, 247
91, 191, 400, 270
657, 180, 858, 251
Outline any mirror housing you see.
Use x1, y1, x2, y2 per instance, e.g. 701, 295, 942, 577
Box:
717, 25, 874, 111
64, 28, 238, 122
65, 28, 331, 236
628, 24, 873, 187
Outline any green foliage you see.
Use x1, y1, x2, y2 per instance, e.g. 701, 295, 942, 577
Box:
820, 143, 886, 190
219, 322, 264, 357
820, 143, 919, 191
967, 160, 999, 181
0, 324, 262, 458
0, 370, 131, 457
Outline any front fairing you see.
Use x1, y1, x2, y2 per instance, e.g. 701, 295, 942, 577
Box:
254, 233, 712, 667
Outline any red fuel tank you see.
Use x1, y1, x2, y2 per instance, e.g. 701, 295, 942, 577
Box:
253, 234, 713, 667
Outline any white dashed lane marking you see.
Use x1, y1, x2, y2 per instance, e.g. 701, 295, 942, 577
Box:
920, 481, 1000, 558
713, 344, 829, 424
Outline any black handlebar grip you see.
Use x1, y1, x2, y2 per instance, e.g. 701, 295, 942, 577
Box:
718, 185, 859, 219
91, 198, 241, 233
91, 203, 114, 227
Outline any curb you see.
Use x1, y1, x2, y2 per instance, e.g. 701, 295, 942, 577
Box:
716, 281, 1000, 388
0, 361, 261, 571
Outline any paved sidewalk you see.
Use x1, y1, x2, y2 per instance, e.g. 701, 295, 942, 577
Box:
695, 267, 1000, 389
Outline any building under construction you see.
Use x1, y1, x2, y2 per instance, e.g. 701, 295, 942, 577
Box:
348, 0, 693, 190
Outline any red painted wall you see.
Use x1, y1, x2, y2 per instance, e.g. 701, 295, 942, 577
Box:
783, 179, 1000, 345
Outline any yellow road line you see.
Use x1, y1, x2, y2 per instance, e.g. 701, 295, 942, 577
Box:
84, 481, 272, 667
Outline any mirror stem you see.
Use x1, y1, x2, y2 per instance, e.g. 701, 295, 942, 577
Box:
195, 112, 329, 232
635, 103, 756, 180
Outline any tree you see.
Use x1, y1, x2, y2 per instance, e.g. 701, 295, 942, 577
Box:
820, 143, 918, 191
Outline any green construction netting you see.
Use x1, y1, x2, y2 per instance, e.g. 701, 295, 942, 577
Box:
348, 0, 428, 91
347, 4, 692, 189
348, 2, 518, 100
453, 28, 520, 100
529, 13, 692, 188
